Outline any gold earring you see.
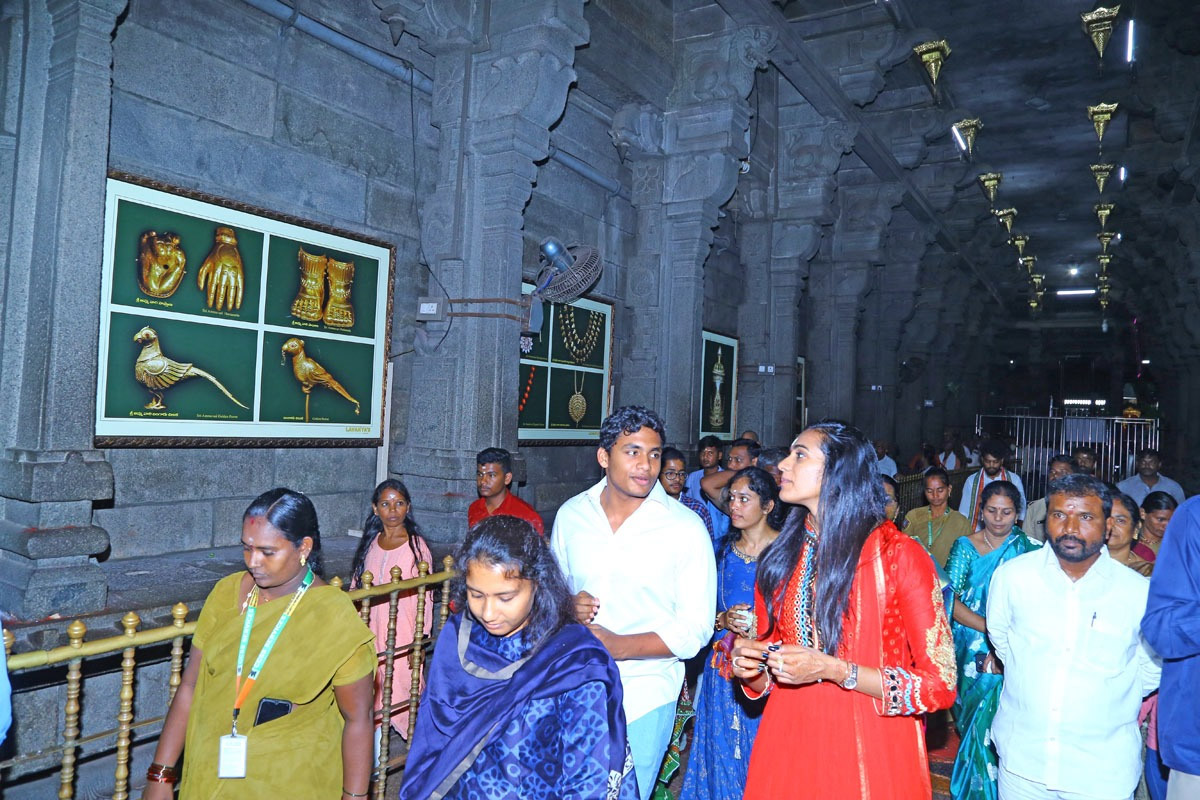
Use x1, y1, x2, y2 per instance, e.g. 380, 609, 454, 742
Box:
300, 553, 307, 567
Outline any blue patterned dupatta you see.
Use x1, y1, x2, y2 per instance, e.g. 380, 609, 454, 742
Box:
947, 530, 1039, 800
399, 613, 636, 800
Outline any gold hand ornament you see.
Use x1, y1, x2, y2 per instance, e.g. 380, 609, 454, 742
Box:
196, 226, 245, 311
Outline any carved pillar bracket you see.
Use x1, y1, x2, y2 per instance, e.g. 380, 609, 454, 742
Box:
402, 1, 588, 540
611, 24, 775, 440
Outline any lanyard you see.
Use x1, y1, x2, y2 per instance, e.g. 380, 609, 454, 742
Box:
232, 568, 313, 733
926, 511, 949, 547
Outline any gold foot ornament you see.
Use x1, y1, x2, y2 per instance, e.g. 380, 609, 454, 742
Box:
290, 248, 327, 322
197, 227, 245, 311
281, 337, 361, 421
132, 326, 248, 411
323, 257, 356, 328
137, 231, 187, 298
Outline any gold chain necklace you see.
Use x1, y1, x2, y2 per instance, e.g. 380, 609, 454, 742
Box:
568, 372, 587, 425
560, 307, 602, 363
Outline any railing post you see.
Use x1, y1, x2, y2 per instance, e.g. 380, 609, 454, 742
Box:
439, 555, 454, 629
168, 603, 188, 704
112, 612, 141, 800
58, 619, 87, 800
405, 562, 430, 746
359, 570, 375, 624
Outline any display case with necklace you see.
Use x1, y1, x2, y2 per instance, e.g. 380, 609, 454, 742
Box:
567, 372, 587, 425
559, 307, 602, 364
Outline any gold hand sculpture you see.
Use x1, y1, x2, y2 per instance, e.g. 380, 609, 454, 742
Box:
132, 326, 248, 411
280, 337, 360, 422
137, 231, 187, 298
290, 248, 327, 322
197, 226, 245, 311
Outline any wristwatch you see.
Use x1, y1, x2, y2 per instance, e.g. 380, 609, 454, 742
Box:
839, 661, 859, 691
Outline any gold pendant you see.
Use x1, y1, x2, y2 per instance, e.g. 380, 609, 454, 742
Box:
568, 373, 586, 425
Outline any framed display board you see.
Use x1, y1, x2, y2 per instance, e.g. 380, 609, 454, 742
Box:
94, 175, 394, 446
699, 331, 738, 439
518, 283, 613, 443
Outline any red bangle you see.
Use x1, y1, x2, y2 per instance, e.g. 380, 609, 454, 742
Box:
146, 762, 178, 784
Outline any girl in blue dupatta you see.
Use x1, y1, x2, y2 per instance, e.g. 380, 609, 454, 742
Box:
399, 516, 637, 800
946, 480, 1039, 800
680, 467, 784, 800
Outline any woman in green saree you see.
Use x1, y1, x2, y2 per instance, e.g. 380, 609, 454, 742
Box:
946, 480, 1039, 800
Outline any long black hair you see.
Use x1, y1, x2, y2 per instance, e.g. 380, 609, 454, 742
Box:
450, 515, 575, 648
350, 479, 427, 588
718, 466, 786, 559
755, 422, 885, 655
243, 488, 325, 577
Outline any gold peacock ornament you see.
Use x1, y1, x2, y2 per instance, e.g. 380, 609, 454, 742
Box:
132, 326, 248, 411
280, 337, 360, 422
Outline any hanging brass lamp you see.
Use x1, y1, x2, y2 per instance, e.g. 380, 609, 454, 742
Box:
1031, 273, 1045, 292
1020, 255, 1037, 274
1081, 6, 1121, 59
1088, 103, 1120, 146
978, 172, 1003, 206
1095, 203, 1115, 229
914, 40, 952, 86
1099, 284, 1111, 311
993, 207, 1017, 234
953, 119, 983, 158
1009, 234, 1030, 256
1091, 163, 1115, 194
1098, 253, 1113, 273
1097, 231, 1116, 253
1030, 289, 1045, 312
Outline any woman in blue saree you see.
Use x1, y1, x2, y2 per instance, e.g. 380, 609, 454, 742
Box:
946, 480, 1039, 800
400, 515, 637, 800
679, 467, 784, 800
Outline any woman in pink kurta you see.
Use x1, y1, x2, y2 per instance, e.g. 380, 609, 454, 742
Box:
350, 480, 433, 737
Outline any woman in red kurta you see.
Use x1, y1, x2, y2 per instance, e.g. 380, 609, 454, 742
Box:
732, 422, 957, 799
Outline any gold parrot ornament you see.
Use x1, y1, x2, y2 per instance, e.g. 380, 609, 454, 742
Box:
197, 226, 245, 311
280, 337, 360, 422
137, 231, 187, 298
132, 326, 248, 411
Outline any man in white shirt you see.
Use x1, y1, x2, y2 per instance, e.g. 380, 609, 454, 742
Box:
1116, 448, 1186, 506
873, 439, 898, 478
551, 406, 716, 800
988, 474, 1161, 800
959, 439, 1027, 530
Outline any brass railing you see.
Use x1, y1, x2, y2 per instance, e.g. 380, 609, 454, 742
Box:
3, 556, 456, 800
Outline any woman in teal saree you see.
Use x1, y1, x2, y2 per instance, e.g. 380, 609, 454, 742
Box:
946, 480, 1039, 800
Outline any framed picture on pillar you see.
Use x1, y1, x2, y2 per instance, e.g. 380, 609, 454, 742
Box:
699, 331, 738, 440
93, 174, 395, 447
517, 282, 613, 444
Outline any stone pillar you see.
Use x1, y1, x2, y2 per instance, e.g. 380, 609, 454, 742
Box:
612, 25, 776, 443
398, 1, 588, 543
0, 0, 127, 617
804, 180, 903, 422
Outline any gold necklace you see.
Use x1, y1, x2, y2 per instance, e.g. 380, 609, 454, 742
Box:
568, 372, 587, 425
560, 307, 602, 363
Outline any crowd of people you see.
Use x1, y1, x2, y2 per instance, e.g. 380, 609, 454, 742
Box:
136, 412, 1199, 800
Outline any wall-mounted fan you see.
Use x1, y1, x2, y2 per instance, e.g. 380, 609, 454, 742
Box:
526, 237, 603, 333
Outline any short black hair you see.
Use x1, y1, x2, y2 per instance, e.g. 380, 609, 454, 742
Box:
924, 466, 951, 486
1136, 448, 1161, 461
1047, 473, 1113, 519
661, 446, 686, 465
757, 447, 788, 469
599, 405, 666, 451
728, 438, 762, 460
1142, 491, 1178, 513
698, 435, 723, 451
1049, 453, 1075, 470
1071, 445, 1097, 458
476, 447, 512, 474
980, 439, 1009, 460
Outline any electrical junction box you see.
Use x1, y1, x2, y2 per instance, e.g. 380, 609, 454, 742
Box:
416, 297, 446, 321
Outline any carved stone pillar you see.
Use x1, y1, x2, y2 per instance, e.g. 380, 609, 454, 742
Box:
612, 26, 776, 443
398, 1, 588, 542
0, 0, 127, 617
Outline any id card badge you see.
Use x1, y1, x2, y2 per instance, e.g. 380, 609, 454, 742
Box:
217, 733, 248, 779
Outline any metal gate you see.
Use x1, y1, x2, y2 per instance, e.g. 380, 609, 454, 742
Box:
974, 414, 1160, 501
